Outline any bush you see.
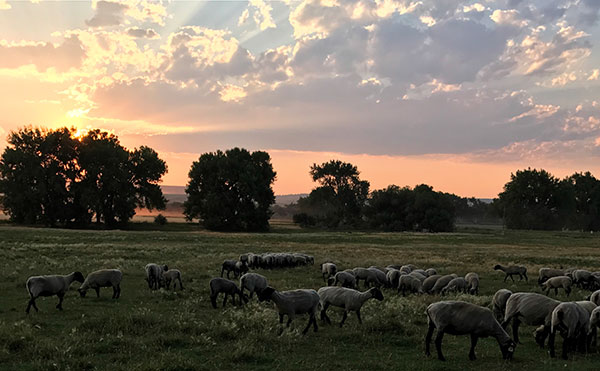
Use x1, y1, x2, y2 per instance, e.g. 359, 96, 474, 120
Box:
292, 213, 316, 227
154, 214, 167, 225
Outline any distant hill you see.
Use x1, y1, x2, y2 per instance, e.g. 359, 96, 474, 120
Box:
160, 185, 306, 206
276, 194, 307, 205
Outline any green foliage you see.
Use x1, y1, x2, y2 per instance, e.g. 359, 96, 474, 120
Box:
0, 126, 167, 227
183, 147, 276, 231
154, 214, 168, 225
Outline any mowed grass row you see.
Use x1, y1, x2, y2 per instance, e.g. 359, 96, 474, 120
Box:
1, 224, 600, 370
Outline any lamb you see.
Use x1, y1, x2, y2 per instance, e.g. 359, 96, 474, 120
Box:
422, 275, 442, 294
493, 264, 527, 282
549, 302, 590, 359
163, 269, 183, 290
425, 301, 516, 361
465, 272, 479, 295
542, 276, 572, 297
240, 273, 268, 299
398, 274, 424, 296
431, 274, 458, 295
209, 277, 246, 308
78, 269, 122, 298
220, 260, 238, 279
440, 277, 468, 295
501, 292, 560, 345
321, 263, 337, 282
257, 286, 320, 335
491, 289, 512, 322
328, 271, 357, 289
25, 271, 85, 313
538, 268, 565, 285
145, 263, 167, 289
318, 286, 384, 327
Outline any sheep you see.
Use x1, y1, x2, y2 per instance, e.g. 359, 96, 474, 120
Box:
257, 286, 320, 335
145, 263, 167, 289
549, 302, 590, 359
78, 269, 122, 298
25, 271, 85, 313
572, 269, 594, 289
318, 286, 384, 327
542, 276, 573, 297
398, 274, 423, 296
367, 267, 388, 287
209, 278, 246, 308
220, 260, 238, 279
321, 263, 337, 282
491, 289, 512, 322
422, 275, 442, 294
352, 267, 379, 288
493, 264, 527, 282
163, 269, 183, 290
465, 272, 479, 295
425, 301, 516, 361
240, 273, 268, 299
234, 261, 249, 278
501, 292, 560, 345
386, 264, 402, 271
538, 268, 565, 285
425, 268, 437, 277
408, 271, 427, 282
399, 265, 413, 275
589, 289, 600, 306
441, 277, 468, 296
386, 269, 401, 288
243, 252, 314, 269
431, 274, 458, 295
328, 271, 357, 289
588, 306, 600, 349
413, 269, 427, 276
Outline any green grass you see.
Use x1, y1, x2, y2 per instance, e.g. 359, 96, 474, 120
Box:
1, 223, 600, 370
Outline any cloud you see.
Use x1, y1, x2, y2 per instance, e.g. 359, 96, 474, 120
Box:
0, 0, 10, 10
0, 36, 85, 71
126, 27, 159, 39
86, 1, 128, 27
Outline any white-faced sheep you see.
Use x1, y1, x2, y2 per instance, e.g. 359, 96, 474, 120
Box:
501, 292, 560, 346
542, 276, 573, 297
493, 264, 528, 282
321, 263, 337, 282
163, 269, 183, 290
398, 275, 424, 296
465, 272, 480, 295
328, 271, 357, 289
441, 277, 468, 296
145, 263, 167, 289
538, 268, 565, 285
209, 278, 246, 308
240, 273, 268, 299
318, 286, 384, 327
492, 289, 512, 322
431, 274, 458, 295
422, 275, 442, 294
25, 272, 85, 313
257, 286, 320, 335
78, 269, 122, 298
549, 302, 590, 359
425, 301, 516, 361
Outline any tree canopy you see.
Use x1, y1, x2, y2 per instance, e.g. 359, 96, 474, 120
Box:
183, 147, 276, 231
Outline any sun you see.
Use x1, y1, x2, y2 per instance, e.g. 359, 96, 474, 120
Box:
71, 127, 87, 140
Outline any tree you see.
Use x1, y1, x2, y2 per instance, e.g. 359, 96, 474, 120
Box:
296, 160, 370, 228
183, 148, 276, 231
363, 185, 415, 231
566, 172, 600, 231
411, 184, 455, 232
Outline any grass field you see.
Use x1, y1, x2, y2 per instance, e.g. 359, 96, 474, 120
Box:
1, 222, 600, 370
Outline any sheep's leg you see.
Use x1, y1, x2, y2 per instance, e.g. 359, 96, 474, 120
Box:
435, 330, 446, 361
469, 334, 478, 360
222, 293, 228, 307
356, 310, 362, 324
312, 313, 318, 332
512, 318, 521, 344
565, 287, 571, 297
561, 336, 569, 360
178, 278, 183, 290
302, 315, 314, 335
278, 314, 285, 336
210, 295, 217, 309
339, 311, 348, 327
95, 288, 100, 298
548, 331, 556, 357
425, 322, 435, 356
26, 298, 38, 314
320, 303, 331, 325
554, 288, 558, 296
509, 274, 515, 282
112, 286, 117, 299
56, 293, 64, 310
220, 267, 225, 278
524, 272, 528, 281
503, 274, 508, 282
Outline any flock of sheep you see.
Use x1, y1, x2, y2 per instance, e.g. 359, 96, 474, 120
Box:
23, 251, 600, 363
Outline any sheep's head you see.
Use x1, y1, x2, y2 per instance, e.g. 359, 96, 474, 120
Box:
327, 277, 335, 286
257, 286, 275, 302
493, 265, 501, 270
370, 287, 384, 301
501, 339, 516, 360
73, 272, 85, 283
533, 325, 546, 347
78, 288, 87, 298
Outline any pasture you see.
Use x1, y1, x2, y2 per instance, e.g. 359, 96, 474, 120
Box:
1, 222, 600, 370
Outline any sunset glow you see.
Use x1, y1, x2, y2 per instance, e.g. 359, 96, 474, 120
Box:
1, 0, 600, 197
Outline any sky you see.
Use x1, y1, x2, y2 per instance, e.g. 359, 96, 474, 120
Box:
0, 0, 599, 198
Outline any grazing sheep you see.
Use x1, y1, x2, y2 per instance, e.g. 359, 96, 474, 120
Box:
352, 267, 379, 288
234, 261, 249, 278
329, 271, 357, 289
491, 289, 512, 322
257, 286, 320, 335
422, 275, 442, 294
542, 276, 573, 297
368, 267, 388, 288
502, 292, 560, 345
318, 286, 384, 327
163, 269, 183, 290
425, 301, 516, 361
243, 252, 313, 269
386, 269, 401, 288
538, 268, 565, 285
220, 260, 238, 279
431, 274, 458, 295
408, 271, 427, 282
145, 263, 167, 290
399, 265, 413, 275
25, 272, 85, 313
413, 269, 427, 276
425, 268, 437, 277
465, 272, 480, 295
321, 263, 337, 282
240, 273, 268, 299
398, 275, 424, 296
589, 289, 600, 306
209, 278, 246, 308
572, 270, 594, 289
78, 269, 122, 298
493, 264, 528, 282
588, 306, 600, 349
386, 264, 402, 271
549, 302, 590, 359
440, 277, 468, 296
